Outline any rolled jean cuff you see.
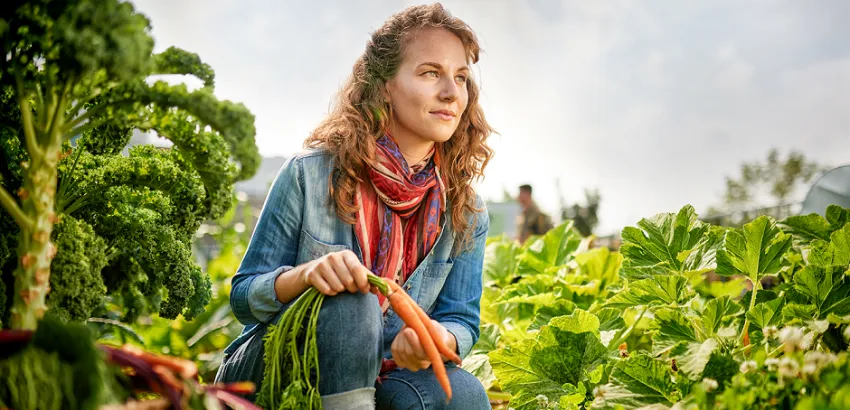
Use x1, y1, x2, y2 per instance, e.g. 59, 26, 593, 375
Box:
321, 387, 376, 410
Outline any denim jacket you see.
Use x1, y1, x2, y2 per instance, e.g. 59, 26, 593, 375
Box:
224, 149, 489, 361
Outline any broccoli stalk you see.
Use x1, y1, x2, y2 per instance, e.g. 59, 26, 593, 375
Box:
0, 0, 259, 330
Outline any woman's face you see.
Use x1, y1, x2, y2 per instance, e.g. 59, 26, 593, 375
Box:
385, 27, 470, 155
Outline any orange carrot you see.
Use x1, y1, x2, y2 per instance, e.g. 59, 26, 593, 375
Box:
384, 280, 461, 365
387, 288, 452, 402
412, 298, 462, 365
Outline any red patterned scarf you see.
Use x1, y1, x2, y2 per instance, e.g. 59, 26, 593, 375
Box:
355, 134, 446, 313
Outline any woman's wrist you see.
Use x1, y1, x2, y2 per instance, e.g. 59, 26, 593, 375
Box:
440, 324, 459, 362
273, 264, 310, 304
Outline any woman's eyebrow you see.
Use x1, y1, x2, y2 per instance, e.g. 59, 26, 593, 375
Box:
416, 62, 470, 72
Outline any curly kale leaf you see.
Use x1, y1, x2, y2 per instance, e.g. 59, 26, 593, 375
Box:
1, 0, 154, 86
75, 184, 210, 321
61, 146, 205, 238
153, 46, 215, 89
46, 215, 108, 322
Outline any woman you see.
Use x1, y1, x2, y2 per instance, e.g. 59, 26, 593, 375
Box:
216, 3, 494, 409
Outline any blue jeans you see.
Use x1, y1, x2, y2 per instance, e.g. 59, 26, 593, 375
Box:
215, 292, 491, 410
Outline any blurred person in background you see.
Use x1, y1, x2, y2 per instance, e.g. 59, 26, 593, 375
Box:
516, 184, 553, 243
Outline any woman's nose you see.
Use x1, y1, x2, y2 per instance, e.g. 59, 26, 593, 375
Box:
439, 77, 460, 102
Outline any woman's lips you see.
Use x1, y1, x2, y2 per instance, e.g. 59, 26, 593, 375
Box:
430, 110, 455, 121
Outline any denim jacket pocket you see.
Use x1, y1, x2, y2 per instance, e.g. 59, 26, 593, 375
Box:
297, 229, 350, 264
420, 261, 453, 312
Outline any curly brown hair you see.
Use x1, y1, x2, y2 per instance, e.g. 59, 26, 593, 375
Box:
304, 3, 494, 251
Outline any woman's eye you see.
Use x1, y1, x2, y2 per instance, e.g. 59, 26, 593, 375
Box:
424, 71, 438, 78
455, 75, 467, 83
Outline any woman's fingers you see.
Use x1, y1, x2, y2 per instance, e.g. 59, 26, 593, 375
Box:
342, 251, 371, 293
391, 330, 409, 369
328, 252, 360, 293
318, 260, 346, 293
405, 328, 428, 361
391, 327, 431, 371
304, 268, 335, 296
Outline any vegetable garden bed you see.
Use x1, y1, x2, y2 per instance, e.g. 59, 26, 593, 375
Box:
465, 204, 850, 409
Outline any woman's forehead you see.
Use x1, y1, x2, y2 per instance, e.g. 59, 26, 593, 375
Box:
402, 28, 469, 67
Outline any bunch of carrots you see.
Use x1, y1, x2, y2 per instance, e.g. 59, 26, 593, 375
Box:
257, 273, 461, 409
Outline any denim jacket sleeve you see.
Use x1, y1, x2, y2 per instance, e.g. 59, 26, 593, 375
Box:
229, 157, 303, 325
431, 198, 489, 359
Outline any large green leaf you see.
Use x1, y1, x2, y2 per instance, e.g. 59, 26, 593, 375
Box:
576, 246, 623, 289
544, 309, 601, 338
605, 275, 689, 309
498, 292, 560, 307
782, 303, 818, 322
619, 205, 712, 279
559, 383, 587, 409
701, 296, 744, 336
702, 277, 748, 299
746, 296, 785, 330
489, 339, 552, 395
670, 338, 719, 378
497, 274, 561, 307
651, 308, 700, 354
462, 353, 496, 390
517, 220, 583, 275
480, 286, 515, 328
780, 205, 850, 245
531, 330, 608, 387
471, 323, 500, 354
490, 314, 608, 409
598, 354, 680, 409
680, 226, 724, 278
483, 238, 520, 287
793, 264, 850, 317
596, 308, 627, 346
715, 216, 793, 283
529, 300, 577, 331
701, 352, 740, 390
808, 224, 850, 268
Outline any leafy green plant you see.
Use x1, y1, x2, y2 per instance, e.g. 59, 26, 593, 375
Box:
479, 204, 850, 410
0, 1, 260, 408
0, 0, 259, 330
90, 194, 255, 382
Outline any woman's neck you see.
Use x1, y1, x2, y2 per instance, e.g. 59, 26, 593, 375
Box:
388, 126, 435, 165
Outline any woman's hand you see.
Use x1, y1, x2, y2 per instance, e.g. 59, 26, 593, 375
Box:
300, 250, 372, 296
391, 319, 456, 371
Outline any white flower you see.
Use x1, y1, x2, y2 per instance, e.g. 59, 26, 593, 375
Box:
803, 351, 837, 374
593, 385, 608, 399
739, 360, 758, 374
763, 326, 779, 339
536, 394, 549, 406
765, 358, 780, 371
778, 357, 800, 379
800, 332, 815, 350
701, 378, 719, 392
809, 320, 829, 334
779, 326, 814, 350
779, 326, 804, 346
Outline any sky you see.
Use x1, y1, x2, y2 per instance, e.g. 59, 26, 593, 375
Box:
130, 0, 850, 235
